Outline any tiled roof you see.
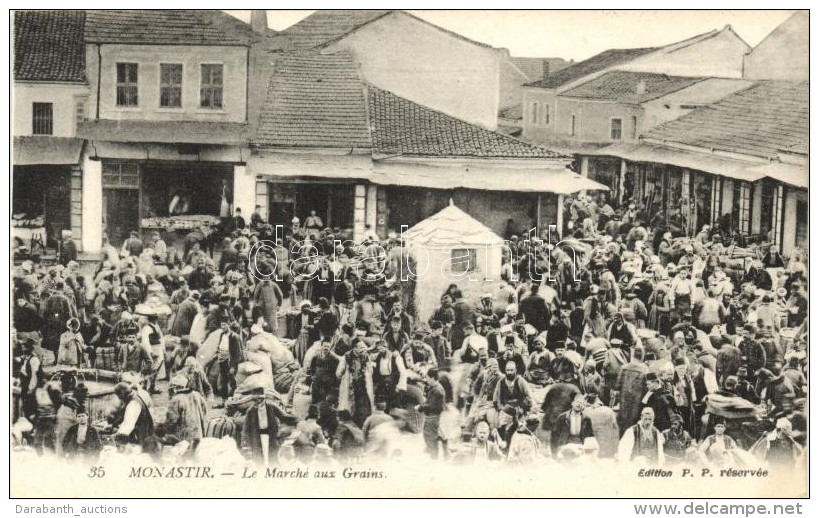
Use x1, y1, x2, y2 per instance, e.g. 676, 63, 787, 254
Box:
14, 10, 86, 83
84, 10, 254, 46
77, 120, 250, 145
252, 52, 372, 149
645, 81, 808, 159
525, 47, 658, 89
367, 86, 564, 159
560, 71, 703, 104
274, 10, 394, 49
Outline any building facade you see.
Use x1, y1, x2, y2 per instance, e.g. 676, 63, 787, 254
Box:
591, 80, 807, 256
75, 10, 257, 253
521, 26, 751, 150
249, 52, 606, 243
13, 10, 89, 254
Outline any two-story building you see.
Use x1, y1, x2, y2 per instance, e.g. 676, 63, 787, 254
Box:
590, 80, 807, 256
521, 26, 750, 147
551, 71, 753, 196
248, 51, 607, 242
74, 10, 258, 253
268, 10, 524, 131
13, 10, 89, 252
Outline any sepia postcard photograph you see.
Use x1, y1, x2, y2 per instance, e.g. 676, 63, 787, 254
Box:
8, 7, 809, 499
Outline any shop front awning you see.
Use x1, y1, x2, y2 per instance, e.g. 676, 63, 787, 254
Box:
249, 151, 375, 182
590, 142, 767, 183
249, 151, 608, 194
747, 162, 808, 189
13, 136, 84, 165
371, 162, 609, 194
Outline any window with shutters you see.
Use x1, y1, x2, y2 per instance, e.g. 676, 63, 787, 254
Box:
610, 118, 623, 140
451, 248, 477, 272
200, 64, 223, 109
32, 103, 53, 135
159, 64, 183, 108
116, 63, 139, 106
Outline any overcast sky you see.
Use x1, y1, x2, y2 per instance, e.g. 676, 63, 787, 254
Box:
225, 10, 796, 61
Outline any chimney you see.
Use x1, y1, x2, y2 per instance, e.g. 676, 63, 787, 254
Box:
636, 80, 647, 97
250, 10, 268, 33
542, 59, 550, 81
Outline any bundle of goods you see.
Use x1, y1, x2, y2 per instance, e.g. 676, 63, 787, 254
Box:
12, 213, 45, 228
141, 214, 221, 234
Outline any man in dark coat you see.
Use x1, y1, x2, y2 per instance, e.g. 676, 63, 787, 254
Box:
170, 292, 200, 337
59, 232, 78, 266
122, 231, 144, 258
493, 361, 533, 414
519, 284, 550, 333
188, 258, 212, 292
551, 393, 594, 458
40, 282, 76, 354
14, 297, 40, 333
218, 239, 239, 274
540, 382, 582, 433
716, 337, 743, 385
641, 372, 677, 432
228, 377, 298, 465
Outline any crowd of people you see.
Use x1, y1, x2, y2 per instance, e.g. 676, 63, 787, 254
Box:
11, 193, 808, 473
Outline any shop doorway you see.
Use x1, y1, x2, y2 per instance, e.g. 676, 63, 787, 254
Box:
12, 166, 71, 248
267, 182, 354, 230
103, 189, 139, 246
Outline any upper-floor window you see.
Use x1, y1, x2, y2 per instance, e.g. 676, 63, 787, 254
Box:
200, 64, 223, 109
631, 116, 638, 140
160, 63, 183, 108
116, 63, 139, 107
610, 118, 623, 140
530, 102, 539, 125
32, 102, 53, 135
544, 104, 550, 125
570, 114, 576, 137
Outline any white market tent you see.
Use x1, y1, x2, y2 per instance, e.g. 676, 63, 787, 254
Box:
403, 201, 505, 320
